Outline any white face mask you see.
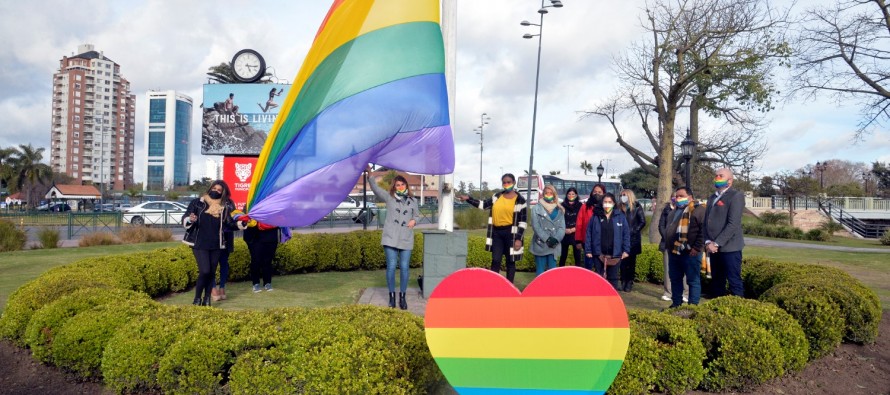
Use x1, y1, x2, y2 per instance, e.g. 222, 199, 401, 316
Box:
620, 195, 629, 204
603, 203, 614, 210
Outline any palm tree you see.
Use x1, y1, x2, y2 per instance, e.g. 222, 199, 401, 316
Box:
580, 160, 594, 175
206, 62, 273, 84
0, 147, 16, 192
12, 144, 52, 206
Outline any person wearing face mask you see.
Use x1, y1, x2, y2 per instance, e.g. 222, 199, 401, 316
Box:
558, 187, 582, 267
182, 180, 239, 306
584, 193, 630, 290
663, 187, 706, 307
703, 168, 746, 297
618, 189, 646, 292
574, 183, 607, 270
657, 191, 688, 302
530, 184, 566, 275
368, 171, 419, 310
457, 173, 527, 283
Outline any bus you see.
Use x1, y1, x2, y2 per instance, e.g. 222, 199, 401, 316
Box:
517, 174, 622, 205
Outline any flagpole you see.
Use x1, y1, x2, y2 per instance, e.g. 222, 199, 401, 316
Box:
439, 0, 456, 231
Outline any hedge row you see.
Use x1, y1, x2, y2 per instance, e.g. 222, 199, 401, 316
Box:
0, 230, 882, 394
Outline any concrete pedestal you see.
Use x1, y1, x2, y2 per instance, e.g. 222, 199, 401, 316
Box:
421, 230, 467, 299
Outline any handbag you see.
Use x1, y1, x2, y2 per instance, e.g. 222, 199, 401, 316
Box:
546, 236, 560, 248
600, 255, 621, 266
182, 222, 197, 246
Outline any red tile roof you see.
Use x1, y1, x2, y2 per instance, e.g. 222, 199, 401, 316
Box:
53, 184, 101, 197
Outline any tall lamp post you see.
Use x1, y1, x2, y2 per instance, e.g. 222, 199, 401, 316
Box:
563, 144, 573, 174
474, 112, 490, 197
861, 171, 870, 196
815, 161, 827, 189
681, 128, 697, 193
596, 161, 604, 183
521, 0, 563, 205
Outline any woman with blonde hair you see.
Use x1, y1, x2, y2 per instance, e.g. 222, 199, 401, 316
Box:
530, 184, 566, 275
618, 188, 647, 292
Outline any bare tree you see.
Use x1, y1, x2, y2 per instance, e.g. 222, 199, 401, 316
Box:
582, 0, 791, 244
773, 171, 819, 226
792, 0, 890, 139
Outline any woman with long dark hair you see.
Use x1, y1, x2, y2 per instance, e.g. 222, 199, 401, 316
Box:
368, 171, 419, 310
182, 180, 239, 306
618, 189, 646, 292
584, 192, 630, 290
558, 187, 582, 267
574, 183, 606, 270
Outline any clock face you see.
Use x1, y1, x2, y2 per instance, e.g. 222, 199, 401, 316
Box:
231, 49, 266, 83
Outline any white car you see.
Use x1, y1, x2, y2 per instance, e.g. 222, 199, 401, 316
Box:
123, 201, 187, 226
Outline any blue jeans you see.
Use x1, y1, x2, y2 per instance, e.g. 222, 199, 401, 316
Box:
581, 254, 596, 271
534, 255, 557, 276
668, 252, 701, 306
711, 250, 744, 297
384, 246, 411, 293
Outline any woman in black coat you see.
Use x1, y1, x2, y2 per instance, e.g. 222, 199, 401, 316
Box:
182, 180, 239, 306
558, 187, 582, 267
618, 189, 647, 292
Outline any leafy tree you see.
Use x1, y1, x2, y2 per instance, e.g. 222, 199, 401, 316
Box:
190, 177, 214, 192
870, 161, 890, 197
826, 182, 865, 197
165, 191, 180, 201
457, 181, 467, 196
619, 167, 659, 198
126, 185, 143, 202
579, 160, 594, 175
582, 0, 791, 246
755, 176, 777, 197
0, 147, 16, 193
549, 170, 561, 175
10, 144, 52, 206
792, 0, 890, 138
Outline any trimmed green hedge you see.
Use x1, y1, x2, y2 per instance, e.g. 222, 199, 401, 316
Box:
0, 230, 883, 394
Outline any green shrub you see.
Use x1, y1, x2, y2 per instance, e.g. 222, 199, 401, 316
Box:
0, 219, 27, 252
608, 321, 658, 395
36, 227, 61, 248
156, 311, 243, 394
805, 228, 831, 241
742, 259, 850, 299
759, 281, 845, 359
701, 296, 809, 372
881, 229, 890, 245
627, 309, 706, 393
24, 288, 151, 364
410, 231, 424, 267
51, 300, 160, 378
225, 238, 251, 281
466, 234, 490, 268
671, 306, 785, 392
759, 211, 790, 225
78, 231, 120, 247
819, 219, 844, 235
359, 230, 387, 269
338, 232, 364, 270
786, 276, 881, 344
636, 244, 663, 283
276, 232, 318, 273
454, 207, 487, 230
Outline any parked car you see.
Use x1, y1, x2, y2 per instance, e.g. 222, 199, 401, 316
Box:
318, 196, 376, 224
94, 203, 115, 212
123, 201, 187, 226
37, 202, 71, 212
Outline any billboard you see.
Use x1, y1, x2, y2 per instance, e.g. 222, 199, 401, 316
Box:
202, 83, 290, 155
223, 156, 258, 211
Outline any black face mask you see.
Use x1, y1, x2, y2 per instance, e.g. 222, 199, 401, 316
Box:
594, 194, 604, 204
208, 191, 222, 199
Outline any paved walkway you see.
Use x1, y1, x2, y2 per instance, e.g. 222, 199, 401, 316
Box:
357, 287, 427, 316
745, 236, 890, 253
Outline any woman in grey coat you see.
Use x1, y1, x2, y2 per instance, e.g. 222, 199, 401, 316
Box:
530, 184, 566, 276
368, 171, 419, 310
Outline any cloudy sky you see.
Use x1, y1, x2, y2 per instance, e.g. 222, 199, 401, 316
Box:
1, 0, 888, 189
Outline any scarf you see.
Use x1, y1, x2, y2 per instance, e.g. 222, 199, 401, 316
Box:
672, 200, 697, 255
539, 200, 558, 215
203, 195, 224, 218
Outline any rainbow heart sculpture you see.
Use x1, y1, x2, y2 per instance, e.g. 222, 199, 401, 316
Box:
425, 267, 629, 394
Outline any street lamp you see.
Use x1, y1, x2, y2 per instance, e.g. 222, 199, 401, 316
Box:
474, 112, 490, 197
815, 161, 827, 189
596, 161, 605, 183
681, 128, 697, 193
861, 171, 870, 196
521, 0, 563, 205
563, 144, 573, 174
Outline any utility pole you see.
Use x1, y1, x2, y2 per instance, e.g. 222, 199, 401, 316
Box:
563, 144, 573, 174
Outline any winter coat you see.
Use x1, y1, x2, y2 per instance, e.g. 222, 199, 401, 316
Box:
584, 209, 631, 259
182, 196, 238, 250
370, 179, 419, 250
624, 201, 647, 255
657, 202, 674, 251
529, 203, 566, 257
466, 191, 528, 262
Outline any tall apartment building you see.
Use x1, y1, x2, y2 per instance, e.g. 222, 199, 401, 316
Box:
145, 90, 192, 191
50, 44, 136, 192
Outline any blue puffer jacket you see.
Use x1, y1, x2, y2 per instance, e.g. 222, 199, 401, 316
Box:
584, 209, 631, 258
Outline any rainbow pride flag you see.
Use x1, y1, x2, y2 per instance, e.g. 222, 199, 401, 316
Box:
246, 0, 454, 226
425, 267, 630, 394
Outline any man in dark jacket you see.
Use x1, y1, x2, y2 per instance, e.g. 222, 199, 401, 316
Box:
664, 187, 705, 307
703, 168, 746, 297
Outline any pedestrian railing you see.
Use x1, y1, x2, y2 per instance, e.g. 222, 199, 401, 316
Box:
819, 201, 889, 239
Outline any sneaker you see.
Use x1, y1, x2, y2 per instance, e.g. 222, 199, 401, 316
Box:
264, 284, 273, 292
252, 284, 261, 293
683, 296, 689, 303
661, 295, 672, 301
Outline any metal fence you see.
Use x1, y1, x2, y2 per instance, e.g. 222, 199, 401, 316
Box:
747, 196, 890, 211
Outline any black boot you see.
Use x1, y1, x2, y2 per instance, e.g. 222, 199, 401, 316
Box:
399, 292, 408, 310
388, 292, 396, 308
201, 295, 211, 307
193, 296, 201, 306
625, 281, 634, 292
